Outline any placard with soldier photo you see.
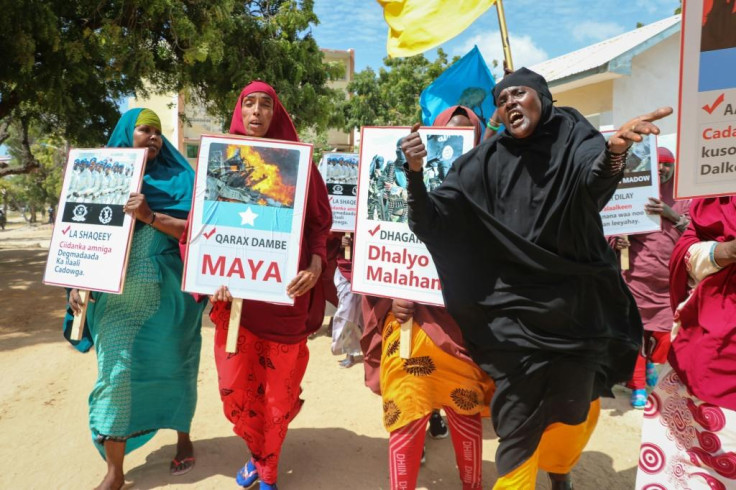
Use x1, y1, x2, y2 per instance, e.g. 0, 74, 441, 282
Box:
352, 126, 474, 306
182, 134, 312, 304
318, 152, 359, 232
599, 132, 661, 236
43, 147, 147, 292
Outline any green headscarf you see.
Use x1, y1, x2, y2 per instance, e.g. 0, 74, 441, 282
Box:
107, 108, 194, 219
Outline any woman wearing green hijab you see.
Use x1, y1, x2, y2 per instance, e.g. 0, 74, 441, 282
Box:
67, 108, 204, 489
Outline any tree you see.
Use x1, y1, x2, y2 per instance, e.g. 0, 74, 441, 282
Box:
0, 0, 343, 178
340, 49, 459, 130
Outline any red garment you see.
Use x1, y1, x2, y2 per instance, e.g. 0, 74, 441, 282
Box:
617, 177, 690, 332
627, 331, 671, 389
216, 80, 332, 343
214, 322, 309, 485
336, 233, 354, 281
323, 233, 342, 307
433, 105, 482, 146
360, 296, 476, 395
229, 81, 298, 141
669, 196, 736, 411
388, 408, 482, 490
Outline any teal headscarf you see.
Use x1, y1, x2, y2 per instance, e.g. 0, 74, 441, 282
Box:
107, 108, 195, 219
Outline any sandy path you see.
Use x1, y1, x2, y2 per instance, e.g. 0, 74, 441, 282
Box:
0, 223, 643, 489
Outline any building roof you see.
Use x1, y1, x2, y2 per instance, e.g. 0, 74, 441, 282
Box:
530, 15, 681, 91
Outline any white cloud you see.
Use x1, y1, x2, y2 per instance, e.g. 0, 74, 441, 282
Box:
571, 21, 626, 42
454, 32, 549, 73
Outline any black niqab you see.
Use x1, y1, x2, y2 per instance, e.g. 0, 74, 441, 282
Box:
406, 69, 641, 474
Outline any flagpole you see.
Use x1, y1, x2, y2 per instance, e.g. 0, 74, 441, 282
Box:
495, 0, 514, 71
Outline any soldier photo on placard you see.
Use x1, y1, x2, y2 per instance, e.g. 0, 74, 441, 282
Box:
366, 138, 409, 222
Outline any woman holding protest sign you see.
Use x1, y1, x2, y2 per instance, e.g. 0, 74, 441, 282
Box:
66, 108, 204, 489
208, 81, 331, 490
361, 105, 494, 490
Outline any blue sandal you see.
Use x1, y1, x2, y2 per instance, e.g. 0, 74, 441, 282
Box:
236, 459, 259, 488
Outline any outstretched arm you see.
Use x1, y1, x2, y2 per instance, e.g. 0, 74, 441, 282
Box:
587, 107, 673, 205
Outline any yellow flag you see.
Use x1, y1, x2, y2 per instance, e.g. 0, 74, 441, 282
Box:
378, 0, 496, 58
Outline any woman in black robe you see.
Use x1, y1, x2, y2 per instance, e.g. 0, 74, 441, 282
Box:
402, 67, 670, 489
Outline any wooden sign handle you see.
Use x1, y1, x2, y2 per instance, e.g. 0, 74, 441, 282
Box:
70, 289, 90, 341
344, 232, 352, 260
399, 316, 413, 359
620, 235, 630, 271
226, 298, 243, 353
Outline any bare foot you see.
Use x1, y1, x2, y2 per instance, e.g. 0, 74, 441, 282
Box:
94, 472, 124, 490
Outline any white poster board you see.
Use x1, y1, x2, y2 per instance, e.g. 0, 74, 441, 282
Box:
600, 133, 661, 236
318, 152, 359, 232
676, 0, 736, 199
182, 134, 312, 305
352, 126, 474, 306
43, 148, 146, 293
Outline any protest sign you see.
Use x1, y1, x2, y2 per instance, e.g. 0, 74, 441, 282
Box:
318, 152, 359, 232
182, 135, 312, 305
352, 126, 474, 306
600, 133, 661, 236
44, 148, 146, 293
676, 0, 736, 198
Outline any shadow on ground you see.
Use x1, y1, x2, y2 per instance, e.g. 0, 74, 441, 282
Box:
0, 249, 68, 352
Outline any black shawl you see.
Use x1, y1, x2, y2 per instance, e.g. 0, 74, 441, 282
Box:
407, 98, 642, 474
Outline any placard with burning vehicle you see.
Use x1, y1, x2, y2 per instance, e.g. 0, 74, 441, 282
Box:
183, 134, 313, 304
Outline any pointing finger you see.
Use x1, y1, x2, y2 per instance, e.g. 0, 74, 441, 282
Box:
638, 106, 673, 123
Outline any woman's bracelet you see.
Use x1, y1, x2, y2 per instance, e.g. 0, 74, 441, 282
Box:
149, 212, 157, 226
486, 119, 501, 131
605, 147, 629, 174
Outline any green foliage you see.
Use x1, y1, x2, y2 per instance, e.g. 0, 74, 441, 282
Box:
340, 49, 459, 130
0, 0, 344, 180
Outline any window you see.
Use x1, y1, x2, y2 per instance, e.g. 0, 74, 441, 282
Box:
186, 144, 199, 159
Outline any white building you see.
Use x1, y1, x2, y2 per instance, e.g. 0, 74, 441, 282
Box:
530, 15, 681, 148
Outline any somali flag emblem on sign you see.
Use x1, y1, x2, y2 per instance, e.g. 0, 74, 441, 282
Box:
202, 200, 293, 233
420, 45, 496, 126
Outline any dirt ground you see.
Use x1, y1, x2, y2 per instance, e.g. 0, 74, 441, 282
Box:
0, 216, 644, 489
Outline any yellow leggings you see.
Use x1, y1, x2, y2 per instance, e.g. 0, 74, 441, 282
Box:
493, 399, 601, 489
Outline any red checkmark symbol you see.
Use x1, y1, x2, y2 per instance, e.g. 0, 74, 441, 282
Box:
703, 93, 725, 114
204, 228, 216, 239
368, 224, 381, 236
62, 225, 71, 235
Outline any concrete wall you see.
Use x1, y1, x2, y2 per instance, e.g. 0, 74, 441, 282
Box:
613, 33, 680, 135
552, 80, 615, 127
322, 49, 355, 151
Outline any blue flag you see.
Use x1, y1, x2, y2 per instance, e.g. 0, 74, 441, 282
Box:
420, 45, 496, 126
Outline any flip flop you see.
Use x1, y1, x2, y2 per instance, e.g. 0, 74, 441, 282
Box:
170, 456, 196, 476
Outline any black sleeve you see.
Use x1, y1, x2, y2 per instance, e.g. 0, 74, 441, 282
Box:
406, 163, 470, 244
584, 146, 625, 211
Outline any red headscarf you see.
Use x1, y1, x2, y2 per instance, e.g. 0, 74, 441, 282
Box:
432, 105, 482, 146
669, 196, 736, 410
229, 81, 299, 142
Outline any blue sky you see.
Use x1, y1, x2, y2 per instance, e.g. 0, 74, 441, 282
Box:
311, 0, 681, 75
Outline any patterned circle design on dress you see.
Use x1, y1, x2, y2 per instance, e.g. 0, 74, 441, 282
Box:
383, 400, 401, 427
403, 356, 436, 376
697, 430, 722, 454
644, 392, 660, 418
451, 388, 480, 410
690, 401, 727, 432
385, 340, 399, 357
639, 443, 666, 474
641, 484, 666, 490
